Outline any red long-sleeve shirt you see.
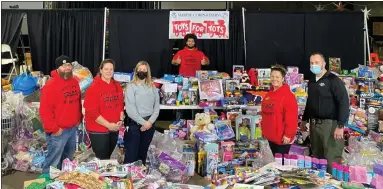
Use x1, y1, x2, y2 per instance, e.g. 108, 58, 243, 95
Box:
261, 84, 298, 144
39, 70, 82, 134
84, 76, 124, 133
173, 48, 208, 77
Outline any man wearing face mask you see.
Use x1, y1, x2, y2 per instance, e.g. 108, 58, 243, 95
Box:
300, 52, 349, 173
172, 33, 210, 77
40, 55, 82, 174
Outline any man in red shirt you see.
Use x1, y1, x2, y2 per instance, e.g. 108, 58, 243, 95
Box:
172, 33, 209, 77
40, 55, 82, 174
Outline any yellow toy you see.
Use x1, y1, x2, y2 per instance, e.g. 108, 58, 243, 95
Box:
197, 151, 206, 175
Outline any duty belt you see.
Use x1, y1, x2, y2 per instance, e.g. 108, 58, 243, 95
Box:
309, 118, 334, 125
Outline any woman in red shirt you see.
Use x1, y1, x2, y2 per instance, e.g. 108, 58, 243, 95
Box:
261, 65, 298, 159
84, 59, 124, 160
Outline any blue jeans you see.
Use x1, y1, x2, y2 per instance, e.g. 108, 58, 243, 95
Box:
124, 121, 155, 165
43, 126, 77, 174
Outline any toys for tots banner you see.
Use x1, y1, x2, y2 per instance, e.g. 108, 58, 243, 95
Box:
169, 11, 230, 39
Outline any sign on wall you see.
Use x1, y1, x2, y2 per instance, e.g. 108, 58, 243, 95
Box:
169, 11, 230, 39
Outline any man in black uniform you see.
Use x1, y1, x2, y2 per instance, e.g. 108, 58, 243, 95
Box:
300, 52, 349, 173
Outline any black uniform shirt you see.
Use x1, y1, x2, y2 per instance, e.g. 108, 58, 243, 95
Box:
302, 71, 350, 125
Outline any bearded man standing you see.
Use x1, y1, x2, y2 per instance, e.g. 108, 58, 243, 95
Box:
172, 33, 210, 77
40, 55, 82, 174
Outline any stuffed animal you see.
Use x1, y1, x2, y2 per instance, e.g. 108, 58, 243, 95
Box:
190, 113, 215, 140
353, 109, 368, 127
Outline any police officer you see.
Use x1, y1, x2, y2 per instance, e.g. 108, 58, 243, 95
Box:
300, 52, 349, 173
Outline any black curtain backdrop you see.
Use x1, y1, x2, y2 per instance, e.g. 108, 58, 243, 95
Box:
1, 10, 25, 52
109, 10, 244, 77
303, 12, 364, 78
245, 12, 364, 78
27, 10, 104, 75
172, 10, 244, 75
108, 10, 173, 77
245, 12, 305, 69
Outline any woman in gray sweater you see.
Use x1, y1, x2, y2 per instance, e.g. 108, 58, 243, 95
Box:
124, 61, 160, 164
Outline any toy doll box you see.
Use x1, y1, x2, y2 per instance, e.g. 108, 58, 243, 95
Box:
235, 115, 259, 141
114, 72, 133, 83
288, 144, 309, 156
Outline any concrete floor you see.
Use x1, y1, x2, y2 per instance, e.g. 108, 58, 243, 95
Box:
2, 171, 40, 189
1, 171, 209, 188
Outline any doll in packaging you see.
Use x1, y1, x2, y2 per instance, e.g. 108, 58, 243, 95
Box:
235, 115, 256, 142
215, 120, 235, 141
221, 141, 235, 162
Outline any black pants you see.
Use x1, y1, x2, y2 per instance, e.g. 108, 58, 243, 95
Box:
268, 140, 291, 165
124, 121, 155, 165
89, 131, 118, 160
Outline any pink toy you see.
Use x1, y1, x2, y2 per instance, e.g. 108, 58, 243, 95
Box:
275, 153, 283, 166
371, 165, 383, 189
14, 160, 29, 172
319, 159, 328, 171
284, 154, 290, 166
83, 162, 98, 172
124, 165, 147, 180
177, 130, 187, 138
285, 73, 304, 86
119, 126, 125, 137
287, 66, 299, 74
219, 112, 227, 120
221, 141, 235, 162
373, 164, 383, 182
61, 158, 78, 172
350, 166, 368, 184
371, 178, 383, 189
312, 158, 319, 169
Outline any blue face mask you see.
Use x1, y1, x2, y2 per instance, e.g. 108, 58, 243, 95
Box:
310, 65, 322, 75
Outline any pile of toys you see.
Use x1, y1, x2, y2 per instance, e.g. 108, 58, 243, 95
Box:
5, 58, 383, 188
153, 63, 383, 188
340, 65, 383, 135
154, 65, 308, 108
164, 106, 271, 177
1, 61, 93, 96
23, 131, 203, 189
1, 91, 47, 175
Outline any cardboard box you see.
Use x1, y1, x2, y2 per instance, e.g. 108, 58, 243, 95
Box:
25, 52, 32, 66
